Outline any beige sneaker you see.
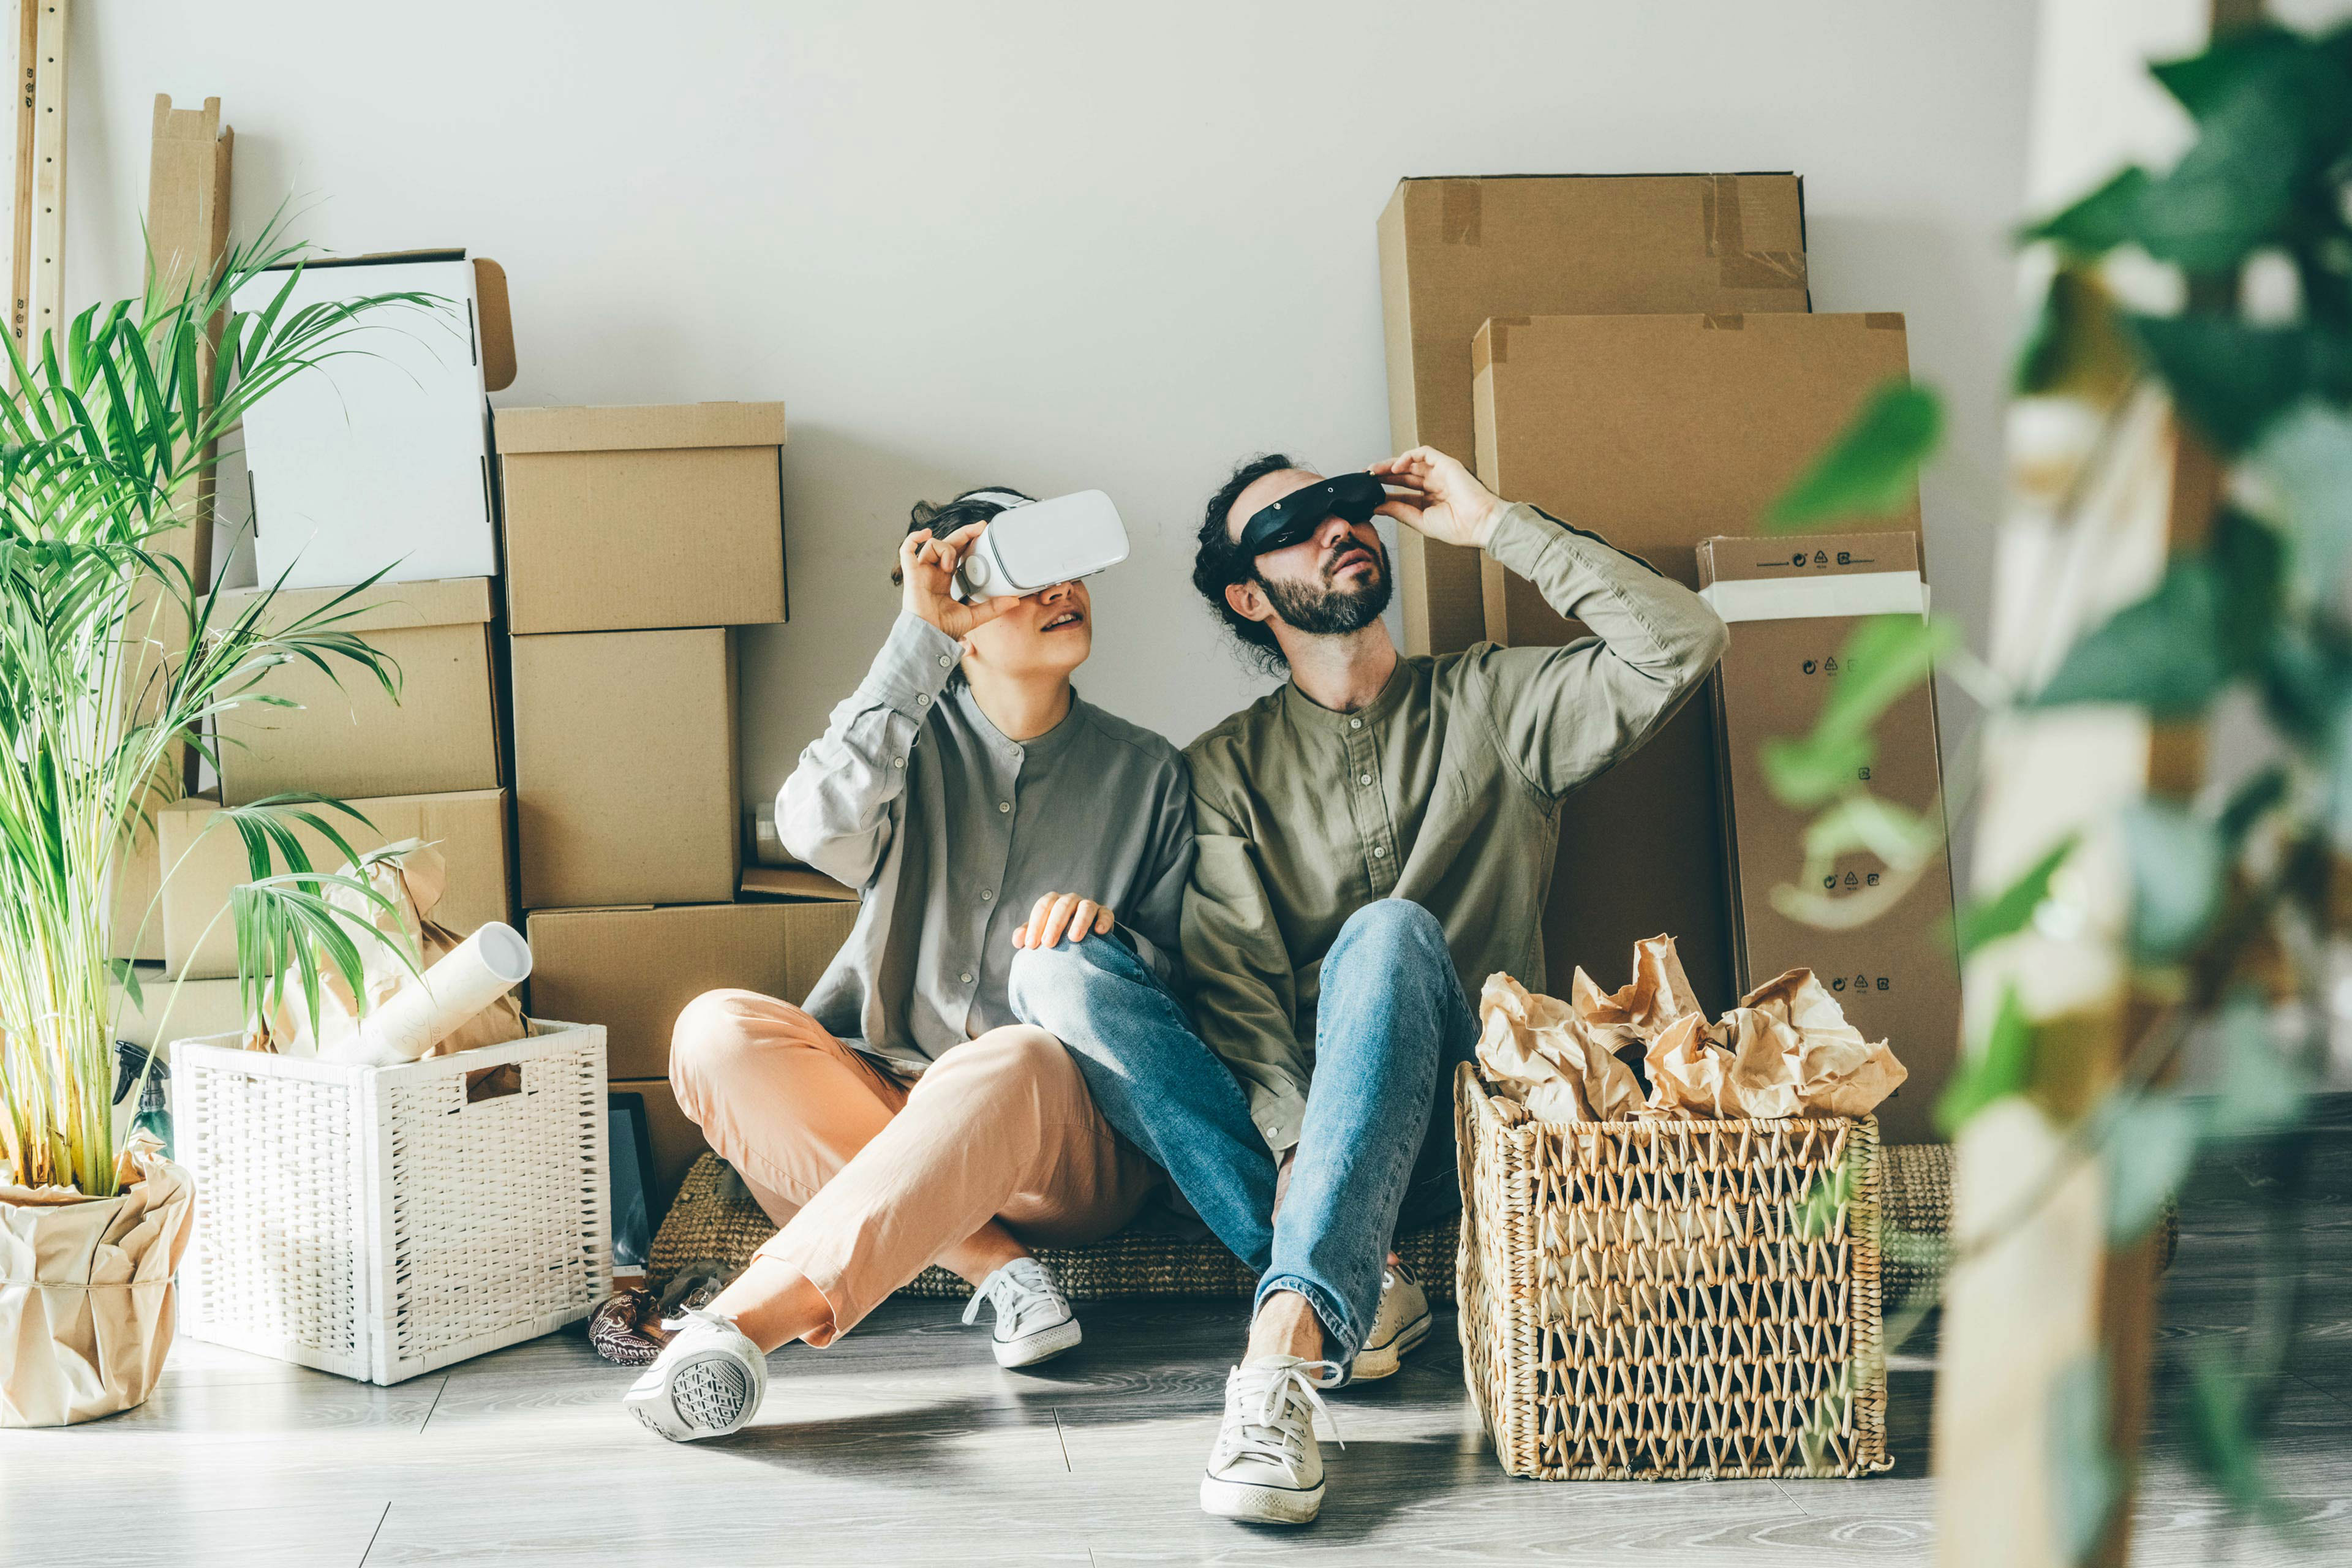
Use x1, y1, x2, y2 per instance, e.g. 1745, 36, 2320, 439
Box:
1349, 1262, 1433, 1382
1200, 1355, 1343, 1525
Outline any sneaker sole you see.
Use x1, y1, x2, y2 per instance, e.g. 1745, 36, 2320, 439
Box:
622, 1351, 759, 1441
993, 1315, 1084, 1369
1200, 1472, 1324, 1525
1349, 1310, 1433, 1382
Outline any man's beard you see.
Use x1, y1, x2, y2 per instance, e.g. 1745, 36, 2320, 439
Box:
1256, 538, 1394, 636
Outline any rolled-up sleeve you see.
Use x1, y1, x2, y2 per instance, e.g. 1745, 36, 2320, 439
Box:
778, 612, 963, 889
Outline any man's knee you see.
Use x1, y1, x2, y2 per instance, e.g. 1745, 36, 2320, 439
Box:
1005, 932, 1130, 1022
1331, 899, 1448, 970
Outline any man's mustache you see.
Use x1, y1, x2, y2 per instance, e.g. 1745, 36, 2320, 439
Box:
1322, 539, 1382, 580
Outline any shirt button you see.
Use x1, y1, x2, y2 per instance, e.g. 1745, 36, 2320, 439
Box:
892, 756, 905, 769
938, 654, 953, 668
981, 889, 994, 902
999, 801, 1012, 813
1372, 845, 1386, 859
1360, 772, 1373, 786
916, 693, 930, 706
960, 971, 974, 984
1349, 717, 1363, 729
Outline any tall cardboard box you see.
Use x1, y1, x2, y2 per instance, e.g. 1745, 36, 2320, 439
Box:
1378, 173, 1809, 654
512, 629, 739, 908
157, 790, 513, 980
213, 578, 502, 806
1696, 533, 1959, 1144
496, 403, 789, 635
233, 250, 516, 589
1470, 311, 1918, 1012
528, 899, 858, 1080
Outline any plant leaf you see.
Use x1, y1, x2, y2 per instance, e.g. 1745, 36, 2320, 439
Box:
2030, 558, 2228, 715
2047, 1353, 2121, 1566
2013, 263, 2138, 400
2120, 799, 2226, 964
2018, 167, 2152, 257
2126, 315, 2352, 455
2245, 402, 2352, 593
1764, 382, 1942, 531
1760, 614, 1954, 809
2100, 1090, 2201, 1243
1953, 834, 2079, 959
2206, 997, 2312, 1140
1935, 984, 2036, 1139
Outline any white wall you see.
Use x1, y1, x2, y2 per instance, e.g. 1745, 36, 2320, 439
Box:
69, 0, 2038, 802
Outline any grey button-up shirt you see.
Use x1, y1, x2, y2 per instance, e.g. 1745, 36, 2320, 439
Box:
781, 612, 1193, 1074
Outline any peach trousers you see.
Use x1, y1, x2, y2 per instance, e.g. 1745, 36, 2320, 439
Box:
668, 989, 1159, 1341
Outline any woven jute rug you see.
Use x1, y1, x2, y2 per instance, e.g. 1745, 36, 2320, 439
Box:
644, 1140, 2171, 1310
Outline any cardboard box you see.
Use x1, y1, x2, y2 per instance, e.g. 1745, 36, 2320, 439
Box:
528, 900, 858, 1080
1697, 533, 1959, 1144
1469, 311, 1918, 1016
496, 403, 788, 635
1378, 173, 1809, 654
738, 865, 857, 902
108, 829, 167, 963
609, 1077, 707, 1227
511, 629, 739, 908
233, 251, 516, 590
109, 973, 249, 1053
158, 790, 513, 980
213, 578, 502, 807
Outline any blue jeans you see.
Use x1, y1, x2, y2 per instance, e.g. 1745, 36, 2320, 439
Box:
1008, 899, 1479, 1362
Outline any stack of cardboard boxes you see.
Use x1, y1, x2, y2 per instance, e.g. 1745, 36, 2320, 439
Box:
496, 402, 856, 1223
1379, 175, 1961, 1142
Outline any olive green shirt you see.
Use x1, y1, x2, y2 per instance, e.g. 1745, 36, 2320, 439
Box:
1180, 502, 1730, 1152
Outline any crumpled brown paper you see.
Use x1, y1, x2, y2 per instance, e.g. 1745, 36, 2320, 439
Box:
266, 840, 524, 1060
1477, 935, 1908, 1123
1474, 973, 1646, 1123
0, 1133, 193, 1426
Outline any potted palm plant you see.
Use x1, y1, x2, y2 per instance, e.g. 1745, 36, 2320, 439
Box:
0, 224, 430, 1425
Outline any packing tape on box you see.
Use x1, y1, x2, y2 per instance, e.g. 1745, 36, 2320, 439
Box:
1705, 173, 1809, 292
1700, 570, 1928, 624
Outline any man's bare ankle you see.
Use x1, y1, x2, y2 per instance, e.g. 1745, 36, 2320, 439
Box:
1247, 1290, 1325, 1363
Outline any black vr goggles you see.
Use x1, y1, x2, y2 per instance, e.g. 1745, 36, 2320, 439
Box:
1237, 471, 1387, 560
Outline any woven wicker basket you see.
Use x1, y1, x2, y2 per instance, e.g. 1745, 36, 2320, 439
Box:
1455, 1062, 1892, 1481
176, 1020, 612, 1385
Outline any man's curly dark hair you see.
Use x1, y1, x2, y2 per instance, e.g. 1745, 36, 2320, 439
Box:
1193, 453, 1300, 671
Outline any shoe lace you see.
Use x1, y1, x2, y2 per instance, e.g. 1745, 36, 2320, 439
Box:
962, 1257, 1068, 1338
1219, 1360, 1346, 1467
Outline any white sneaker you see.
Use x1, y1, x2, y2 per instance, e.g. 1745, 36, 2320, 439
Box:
621, 1307, 767, 1442
962, 1257, 1083, 1368
1199, 1355, 1344, 1525
1349, 1262, 1433, 1382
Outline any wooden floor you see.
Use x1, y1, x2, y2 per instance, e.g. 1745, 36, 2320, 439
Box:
8, 1102, 2348, 1567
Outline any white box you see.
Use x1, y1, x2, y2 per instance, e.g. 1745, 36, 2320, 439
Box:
175, 1020, 611, 1385
233, 251, 511, 590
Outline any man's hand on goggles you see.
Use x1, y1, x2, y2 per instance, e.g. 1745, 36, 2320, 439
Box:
1368, 448, 1506, 551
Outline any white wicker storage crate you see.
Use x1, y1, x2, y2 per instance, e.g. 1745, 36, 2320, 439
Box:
175, 1020, 611, 1384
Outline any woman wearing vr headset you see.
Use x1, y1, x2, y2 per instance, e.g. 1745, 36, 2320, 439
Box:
623, 485, 1197, 1443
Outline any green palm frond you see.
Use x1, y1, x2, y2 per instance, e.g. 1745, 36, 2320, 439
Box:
0, 212, 442, 1194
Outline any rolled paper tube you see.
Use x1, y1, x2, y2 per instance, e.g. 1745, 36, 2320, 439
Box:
331, 922, 533, 1068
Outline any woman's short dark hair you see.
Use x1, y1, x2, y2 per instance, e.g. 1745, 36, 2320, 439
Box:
1193, 453, 1299, 670
890, 486, 1036, 586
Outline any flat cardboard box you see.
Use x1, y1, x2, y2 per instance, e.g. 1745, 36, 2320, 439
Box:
233, 251, 516, 590
609, 1077, 707, 1227
511, 629, 739, 909
1469, 311, 1918, 1016
528, 900, 859, 1080
496, 403, 788, 635
738, 865, 857, 902
1697, 532, 1959, 1144
158, 790, 513, 980
1378, 173, 1808, 654
213, 578, 502, 806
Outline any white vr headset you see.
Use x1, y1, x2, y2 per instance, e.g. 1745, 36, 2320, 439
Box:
949, 489, 1131, 603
